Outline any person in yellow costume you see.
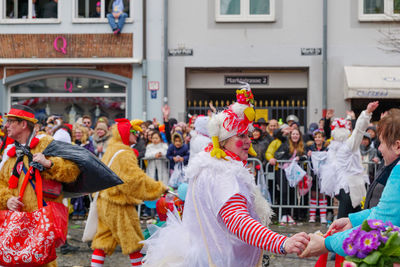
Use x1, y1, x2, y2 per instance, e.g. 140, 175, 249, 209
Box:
0, 104, 81, 267
91, 118, 167, 267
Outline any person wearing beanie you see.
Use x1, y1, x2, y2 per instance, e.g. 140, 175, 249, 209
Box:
319, 102, 379, 219
142, 84, 310, 266
0, 104, 81, 267
166, 131, 190, 172
91, 119, 167, 267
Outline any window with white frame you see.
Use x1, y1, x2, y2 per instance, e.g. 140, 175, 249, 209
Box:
72, 0, 133, 23
215, 0, 275, 22
1, 0, 60, 23
359, 0, 400, 21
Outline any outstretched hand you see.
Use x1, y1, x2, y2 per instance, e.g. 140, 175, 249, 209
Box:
162, 104, 170, 120
366, 101, 379, 114
299, 233, 328, 258
284, 232, 310, 255
328, 217, 352, 234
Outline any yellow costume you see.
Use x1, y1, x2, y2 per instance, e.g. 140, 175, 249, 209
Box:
265, 138, 282, 170
0, 134, 81, 267
91, 125, 167, 255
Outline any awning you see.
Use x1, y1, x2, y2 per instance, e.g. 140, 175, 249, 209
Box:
344, 66, 400, 99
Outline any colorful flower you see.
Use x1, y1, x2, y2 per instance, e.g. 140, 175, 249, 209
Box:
368, 219, 386, 231
386, 221, 400, 232
348, 226, 362, 246
343, 261, 357, 267
359, 232, 380, 254
369, 230, 383, 246
343, 238, 357, 256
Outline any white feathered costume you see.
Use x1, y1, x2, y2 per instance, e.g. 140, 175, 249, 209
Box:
319, 111, 371, 208
141, 84, 273, 267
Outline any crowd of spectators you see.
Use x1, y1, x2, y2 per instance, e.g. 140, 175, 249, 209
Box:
0, 103, 381, 227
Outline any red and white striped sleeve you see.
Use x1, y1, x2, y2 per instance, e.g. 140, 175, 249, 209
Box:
219, 193, 287, 254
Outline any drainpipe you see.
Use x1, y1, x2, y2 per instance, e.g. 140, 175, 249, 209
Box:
142, 0, 147, 119
322, 0, 328, 114
163, 0, 168, 104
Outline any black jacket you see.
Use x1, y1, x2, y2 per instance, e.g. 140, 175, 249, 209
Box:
364, 157, 400, 209
251, 138, 269, 164
42, 1, 58, 18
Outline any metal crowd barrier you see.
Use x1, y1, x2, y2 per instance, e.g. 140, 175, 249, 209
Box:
138, 156, 379, 221
248, 158, 379, 221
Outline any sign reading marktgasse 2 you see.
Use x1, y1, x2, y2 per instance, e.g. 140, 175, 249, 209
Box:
224, 76, 269, 85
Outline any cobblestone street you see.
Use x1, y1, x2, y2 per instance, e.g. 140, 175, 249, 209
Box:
57, 219, 337, 267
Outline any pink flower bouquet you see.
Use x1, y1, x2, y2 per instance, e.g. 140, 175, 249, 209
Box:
343, 219, 400, 266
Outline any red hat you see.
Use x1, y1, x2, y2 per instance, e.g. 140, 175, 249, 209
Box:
5, 104, 38, 123
115, 118, 131, 146
64, 123, 73, 131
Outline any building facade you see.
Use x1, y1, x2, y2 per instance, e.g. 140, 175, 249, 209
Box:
0, 0, 166, 124
2, 0, 400, 127
167, 0, 400, 126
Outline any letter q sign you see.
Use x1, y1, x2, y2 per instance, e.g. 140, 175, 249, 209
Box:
54, 36, 67, 54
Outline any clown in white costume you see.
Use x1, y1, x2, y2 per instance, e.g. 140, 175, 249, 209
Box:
319, 101, 379, 219
141, 84, 310, 267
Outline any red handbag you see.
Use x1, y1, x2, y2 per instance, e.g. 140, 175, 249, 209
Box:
0, 166, 68, 266
42, 178, 62, 199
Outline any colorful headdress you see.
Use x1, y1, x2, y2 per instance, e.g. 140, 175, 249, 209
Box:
331, 118, 351, 131
208, 83, 257, 159
130, 119, 143, 133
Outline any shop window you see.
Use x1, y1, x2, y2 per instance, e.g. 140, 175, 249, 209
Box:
2, 0, 59, 22
73, 0, 132, 23
216, 0, 275, 22
10, 76, 125, 94
10, 76, 127, 123
359, 0, 400, 21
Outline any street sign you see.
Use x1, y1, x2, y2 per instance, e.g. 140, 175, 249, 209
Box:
224, 76, 269, 85
151, 90, 157, 99
168, 48, 193, 56
301, 48, 322, 56
148, 81, 160, 91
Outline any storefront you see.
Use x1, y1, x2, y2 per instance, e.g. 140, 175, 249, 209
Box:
344, 66, 400, 120
3, 68, 131, 124
0, 33, 139, 123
